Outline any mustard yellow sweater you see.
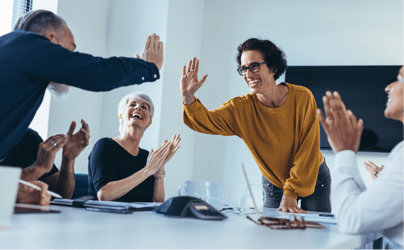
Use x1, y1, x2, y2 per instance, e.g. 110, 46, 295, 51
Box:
183, 83, 323, 199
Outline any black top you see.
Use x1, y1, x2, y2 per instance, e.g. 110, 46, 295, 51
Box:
2, 128, 59, 180
88, 138, 154, 202
0, 31, 160, 160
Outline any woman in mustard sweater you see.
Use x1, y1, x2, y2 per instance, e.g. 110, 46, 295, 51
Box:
181, 38, 330, 213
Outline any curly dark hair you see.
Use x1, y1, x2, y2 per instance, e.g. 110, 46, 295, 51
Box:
236, 38, 287, 80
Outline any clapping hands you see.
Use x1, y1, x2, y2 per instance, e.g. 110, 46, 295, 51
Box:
317, 91, 364, 154
145, 134, 181, 177
364, 161, 384, 180
62, 120, 90, 161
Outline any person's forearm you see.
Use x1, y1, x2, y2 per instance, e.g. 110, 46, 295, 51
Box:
152, 177, 165, 202
332, 151, 369, 233
20, 164, 47, 181
43, 157, 75, 198
182, 93, 196, 105
51, 157, 75, 198
97, 167, 153, 201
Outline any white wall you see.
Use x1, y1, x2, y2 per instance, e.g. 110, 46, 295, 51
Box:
100, 0, 170, 152
49, 0, 110, 173
159, 0, 205, 199
47, 0, 403, 205
0, 0, 14, 36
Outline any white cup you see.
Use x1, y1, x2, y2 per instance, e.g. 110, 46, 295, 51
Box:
239, 184, 266, 213
0, 166, 22, 225
205, 182, 226, 211
239, 193, 253, 212
177, 180, 206, 198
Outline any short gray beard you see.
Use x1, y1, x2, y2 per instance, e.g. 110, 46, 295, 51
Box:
47, 82, 70, 99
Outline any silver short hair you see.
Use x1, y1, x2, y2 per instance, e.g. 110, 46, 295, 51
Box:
118, 92, 154, 134
13, 10, 66, 36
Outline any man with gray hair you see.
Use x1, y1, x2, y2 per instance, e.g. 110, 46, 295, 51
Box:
0, 10, 164, 204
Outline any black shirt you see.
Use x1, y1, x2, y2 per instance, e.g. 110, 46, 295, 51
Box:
88, 138, 154, 202
2, 128, 59, 180
0, 31, 159, 160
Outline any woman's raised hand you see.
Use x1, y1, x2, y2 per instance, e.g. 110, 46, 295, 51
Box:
181, 57, 208, 105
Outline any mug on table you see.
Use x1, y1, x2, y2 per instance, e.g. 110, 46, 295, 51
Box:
178, 180, 226, 210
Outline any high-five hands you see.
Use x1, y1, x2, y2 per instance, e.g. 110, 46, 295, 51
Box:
181, 57, 208, 105
136, 33, 164, 71
63, 120, 90, 161
317, 91, 364, 154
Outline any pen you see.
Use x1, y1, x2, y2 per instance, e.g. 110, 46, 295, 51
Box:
19, 179, 63, 199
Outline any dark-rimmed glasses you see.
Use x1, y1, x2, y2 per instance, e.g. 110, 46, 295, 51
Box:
237, 62, 267, 76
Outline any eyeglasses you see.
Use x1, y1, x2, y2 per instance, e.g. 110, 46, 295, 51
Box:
237, 62, 267, 76
246, 215, 325, 230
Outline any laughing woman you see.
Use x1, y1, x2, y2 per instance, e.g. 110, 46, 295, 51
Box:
181, 38, 330, 213
88, 92, 180, 202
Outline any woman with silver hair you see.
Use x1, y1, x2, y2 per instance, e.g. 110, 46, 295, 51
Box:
88, 92, 180, 202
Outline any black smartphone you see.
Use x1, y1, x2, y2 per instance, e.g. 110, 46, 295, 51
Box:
85, 206, 133, 214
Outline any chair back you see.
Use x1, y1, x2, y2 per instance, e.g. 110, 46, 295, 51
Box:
72, 173, 89, 199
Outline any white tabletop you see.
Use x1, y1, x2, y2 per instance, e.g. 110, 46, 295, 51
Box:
0, 205, 379, 249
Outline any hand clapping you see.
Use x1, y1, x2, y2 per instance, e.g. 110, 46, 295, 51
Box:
145, 134, 181, 178
317, 91, 364, 154
364, 161, 384, 180
34, 134, 69, 173
62, 120, 90, 161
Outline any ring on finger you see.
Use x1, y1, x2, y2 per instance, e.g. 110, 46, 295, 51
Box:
51, 141, 57, 147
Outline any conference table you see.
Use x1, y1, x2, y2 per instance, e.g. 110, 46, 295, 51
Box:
0, 204, 380, 249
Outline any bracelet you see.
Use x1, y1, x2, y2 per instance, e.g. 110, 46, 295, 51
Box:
154, 171, 165, 179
